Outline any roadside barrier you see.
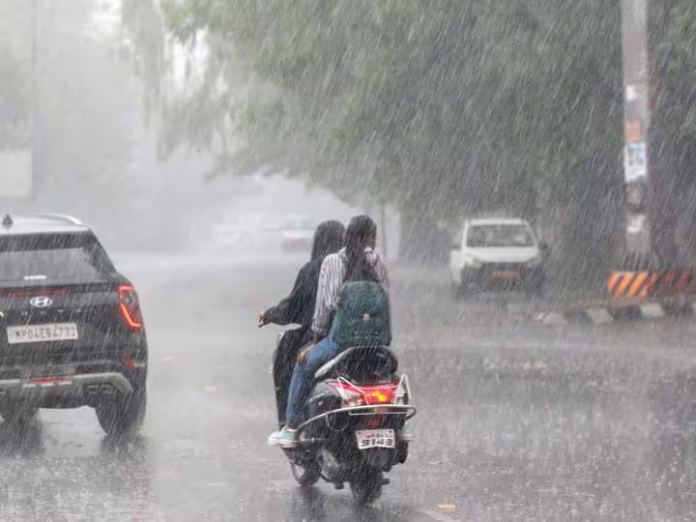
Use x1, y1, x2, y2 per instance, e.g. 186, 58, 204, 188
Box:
607, 269, 695, 299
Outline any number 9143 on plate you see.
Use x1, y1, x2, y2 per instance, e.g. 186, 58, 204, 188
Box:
355, 429, 396, 450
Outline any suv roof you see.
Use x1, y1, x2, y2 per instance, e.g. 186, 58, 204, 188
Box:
0, 213, 90, 236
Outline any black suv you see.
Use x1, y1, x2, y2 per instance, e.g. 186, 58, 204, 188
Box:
0, 214, 147, 435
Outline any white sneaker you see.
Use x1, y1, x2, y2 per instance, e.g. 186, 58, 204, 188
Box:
268, 428, 298, 448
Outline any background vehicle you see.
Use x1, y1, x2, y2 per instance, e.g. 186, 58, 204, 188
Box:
449, 217, 547, 298
280, 215, 317, 252
0, 214, 148, 435
210, 213, 278, 252
268, 329, 415, 505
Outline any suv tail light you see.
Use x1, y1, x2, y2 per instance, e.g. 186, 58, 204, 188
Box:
118, 284, 143, 330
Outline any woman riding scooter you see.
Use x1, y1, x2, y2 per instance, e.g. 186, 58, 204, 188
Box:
268, 215, 390, 448
260, 220, 345, 424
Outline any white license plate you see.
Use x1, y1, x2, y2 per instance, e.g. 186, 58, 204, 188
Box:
491, 270, 519, 280
355, 429, 396, 450
6, 323, 79, 344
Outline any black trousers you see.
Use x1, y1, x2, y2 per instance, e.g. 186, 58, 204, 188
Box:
272, 327, 312, 426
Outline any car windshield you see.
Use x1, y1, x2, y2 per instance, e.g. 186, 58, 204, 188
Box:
0, 233, 114, 282
467, 224, 535, 248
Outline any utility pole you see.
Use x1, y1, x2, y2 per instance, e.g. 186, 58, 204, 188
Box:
610, 0, 689, 301
620, 0, 653, 269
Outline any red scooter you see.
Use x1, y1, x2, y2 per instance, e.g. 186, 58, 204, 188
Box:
266, 325, 415, 504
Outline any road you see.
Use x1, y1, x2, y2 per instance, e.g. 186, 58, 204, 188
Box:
2, 253, 696, 521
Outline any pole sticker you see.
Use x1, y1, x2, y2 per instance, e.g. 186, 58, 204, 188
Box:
624, 142, 648, 182
626, 84, 639, 102
625, 119, 643, 143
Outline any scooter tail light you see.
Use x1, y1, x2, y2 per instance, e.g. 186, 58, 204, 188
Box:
329, 380, 405, 407
327, 381, 365, 408
360, 380, 402, 405
362, 388, 396, 405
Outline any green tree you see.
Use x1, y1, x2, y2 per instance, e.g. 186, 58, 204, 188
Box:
132, 2, 696, 276
0, 0, 32, 147
126, 1, 623, 269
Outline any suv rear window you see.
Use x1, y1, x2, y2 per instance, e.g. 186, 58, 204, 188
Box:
0, 232, 115, 282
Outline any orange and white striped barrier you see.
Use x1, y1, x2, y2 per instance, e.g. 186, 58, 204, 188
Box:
607, 270, 695, 300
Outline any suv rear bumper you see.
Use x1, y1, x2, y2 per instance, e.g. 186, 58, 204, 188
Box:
0, 372, 134, 402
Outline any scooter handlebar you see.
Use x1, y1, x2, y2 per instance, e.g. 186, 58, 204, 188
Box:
258, 315, 270, 328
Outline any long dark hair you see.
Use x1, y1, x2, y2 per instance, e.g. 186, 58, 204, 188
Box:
311, 220, 345, 261
344, 215, 379, 282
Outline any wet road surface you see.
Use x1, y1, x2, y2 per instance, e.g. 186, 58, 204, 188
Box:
2, 253, 696, 521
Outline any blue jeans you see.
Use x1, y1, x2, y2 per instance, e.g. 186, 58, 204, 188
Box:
284, 330, 341, 428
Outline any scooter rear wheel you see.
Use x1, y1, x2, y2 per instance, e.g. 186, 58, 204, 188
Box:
290, 461, 321, 487
350, 469, 383, 505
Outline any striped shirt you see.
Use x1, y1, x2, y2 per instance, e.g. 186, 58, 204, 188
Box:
311, 247, 390, 337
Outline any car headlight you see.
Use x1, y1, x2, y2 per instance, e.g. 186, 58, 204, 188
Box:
527, 255, 542, 267
464, 255, 483, 268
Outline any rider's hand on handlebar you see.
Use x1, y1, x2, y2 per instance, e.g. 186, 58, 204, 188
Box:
258, 311, 268, 327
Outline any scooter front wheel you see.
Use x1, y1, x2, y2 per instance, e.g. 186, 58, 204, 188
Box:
290, 461, 321, 487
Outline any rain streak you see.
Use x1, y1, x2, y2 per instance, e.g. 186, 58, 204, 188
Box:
1, 1, 696, 521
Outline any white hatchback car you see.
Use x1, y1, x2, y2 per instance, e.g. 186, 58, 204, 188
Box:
449, 218, 547, 298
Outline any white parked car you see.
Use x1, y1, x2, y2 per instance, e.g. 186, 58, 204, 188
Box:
449, 217, 547, 298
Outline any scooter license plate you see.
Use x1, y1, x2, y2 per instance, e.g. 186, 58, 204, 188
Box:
355, 429, 396, 450
491, 270, 519, 280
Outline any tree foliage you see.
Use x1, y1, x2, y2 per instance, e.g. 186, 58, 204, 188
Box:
0, 0, 32, 145
124, 0, 696, 268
